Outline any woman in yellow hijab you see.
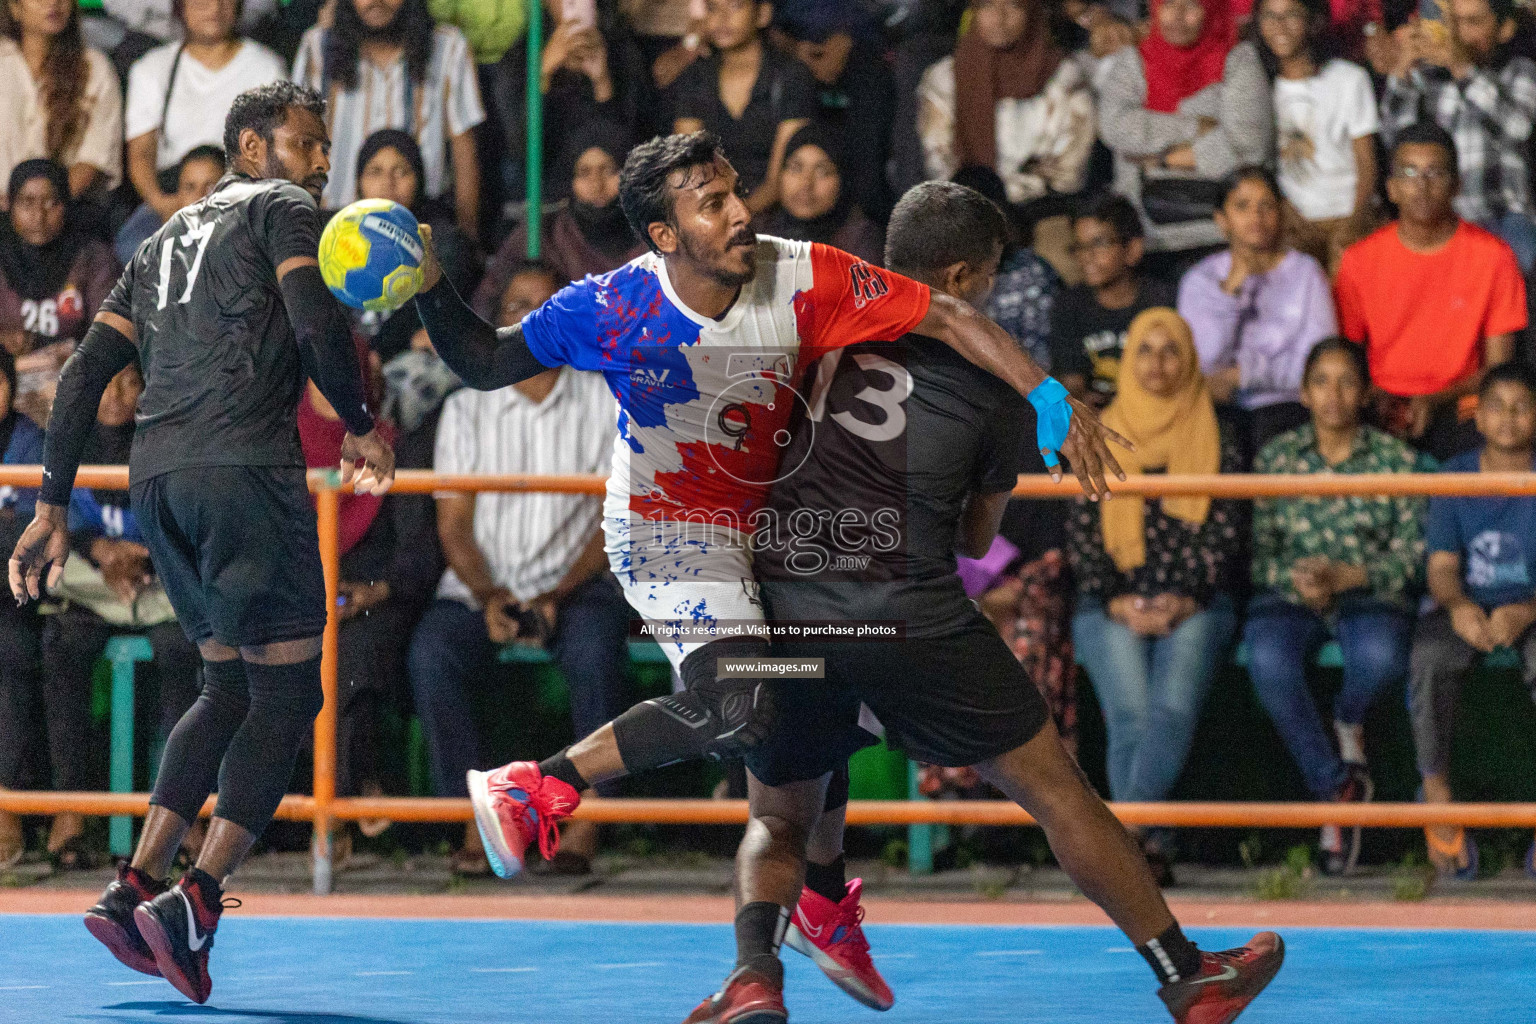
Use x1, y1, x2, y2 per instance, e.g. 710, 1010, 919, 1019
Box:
1066, 307, 1243, 887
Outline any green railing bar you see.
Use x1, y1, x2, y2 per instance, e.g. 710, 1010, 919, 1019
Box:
525, 8, 543, 260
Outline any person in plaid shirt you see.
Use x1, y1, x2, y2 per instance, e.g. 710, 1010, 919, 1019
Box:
1243, 338, 1432, 876
1379, 0, 1536, 270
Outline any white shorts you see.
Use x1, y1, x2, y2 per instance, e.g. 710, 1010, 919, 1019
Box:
604, 514, 769, 671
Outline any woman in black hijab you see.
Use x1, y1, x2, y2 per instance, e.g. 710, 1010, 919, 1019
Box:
765, 122, 884, 265
473, 119, 646, 319
351, 130, 482, 362
0, 160, 119, 354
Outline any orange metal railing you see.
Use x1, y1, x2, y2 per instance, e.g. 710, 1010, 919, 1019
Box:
2, 466, 1536, 893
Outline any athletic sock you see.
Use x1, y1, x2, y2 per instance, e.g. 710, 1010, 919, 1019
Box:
1138, 922, 1202, 984
804, 855, 848, 904
734, 902, 789, 987
538, 751, 588, 793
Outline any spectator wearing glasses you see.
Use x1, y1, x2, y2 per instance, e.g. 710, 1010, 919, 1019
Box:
1335, 123, 1526, 460
123, 0, 285, 228
1050, 195, 1176, 409
1253, 0, 1380, 276
1179, 166, 1336, 452
0, 0, 122, 202
1380, 0, 1536, 272
1412, 363, 1536, 880
1245, 338, 1429, 877
293, 0, 486, 232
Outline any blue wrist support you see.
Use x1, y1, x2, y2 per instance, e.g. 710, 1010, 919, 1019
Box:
1028, 377, 1072, 469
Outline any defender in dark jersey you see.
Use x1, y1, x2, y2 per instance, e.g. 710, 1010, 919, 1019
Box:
8, 82, 395, 1005
684, 184, 1285, 1024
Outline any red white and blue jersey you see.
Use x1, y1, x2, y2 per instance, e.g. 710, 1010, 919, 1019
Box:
520, 236, 931, 583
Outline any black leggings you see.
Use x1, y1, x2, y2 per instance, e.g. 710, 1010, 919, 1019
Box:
150, 655, 324, 834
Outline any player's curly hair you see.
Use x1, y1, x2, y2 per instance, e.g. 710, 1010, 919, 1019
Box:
619, 132, 728, 254
885, 182, 1009, 278
224, 82, 327, 162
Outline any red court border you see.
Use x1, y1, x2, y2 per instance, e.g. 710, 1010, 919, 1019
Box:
3, 890, 1531, 931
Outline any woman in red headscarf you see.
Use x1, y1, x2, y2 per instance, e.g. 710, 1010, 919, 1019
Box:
1097, 0, 1275, 266
915, 0, 1096, 206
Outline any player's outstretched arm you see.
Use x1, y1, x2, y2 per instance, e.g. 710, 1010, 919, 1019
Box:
413, 225, 551, 391
917, 292, 1132, 501
10, 312, 138, 603
277, 258, 395, 495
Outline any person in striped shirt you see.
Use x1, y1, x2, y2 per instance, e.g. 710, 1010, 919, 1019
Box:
407, 262, 626, 876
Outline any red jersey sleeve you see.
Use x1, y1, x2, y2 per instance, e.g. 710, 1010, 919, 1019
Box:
1483, 241, 1529, 338
794, 242, 931, 355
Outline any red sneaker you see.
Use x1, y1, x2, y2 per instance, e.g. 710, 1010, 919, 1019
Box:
784, 879, 893, 1011
466, 762, 580, 879
1159, 932, 1286, 1024
681, 967, 787, 1024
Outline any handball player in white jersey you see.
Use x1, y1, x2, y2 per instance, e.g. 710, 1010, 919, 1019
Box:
412, 131, 1126, 880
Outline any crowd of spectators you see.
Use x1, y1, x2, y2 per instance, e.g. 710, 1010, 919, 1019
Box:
2, 0, 1536, 884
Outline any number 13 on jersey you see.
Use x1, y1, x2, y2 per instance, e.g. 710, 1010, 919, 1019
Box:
807, 348, 915, 443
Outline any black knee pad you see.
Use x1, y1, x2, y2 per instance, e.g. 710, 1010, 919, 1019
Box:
682, 637, 776, 760
244, 656, 326, 722
611, 638, 776, 772
212, 655, 323, 833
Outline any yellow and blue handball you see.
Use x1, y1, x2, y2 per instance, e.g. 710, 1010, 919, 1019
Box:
318, 199, 425, 312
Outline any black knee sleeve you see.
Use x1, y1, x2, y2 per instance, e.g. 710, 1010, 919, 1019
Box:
150, 658, 250, 823
212, 655, 324, 834
611, 638, 775, 773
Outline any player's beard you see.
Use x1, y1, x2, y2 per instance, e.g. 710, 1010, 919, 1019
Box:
261, 151, 327, 199
679, 227, 757, 289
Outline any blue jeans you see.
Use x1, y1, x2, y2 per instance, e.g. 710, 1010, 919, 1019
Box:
1481, 211, 1536, 273
407, 575, 630, 798
1243, 594, 1411, 799
1072, 593, 1235, 804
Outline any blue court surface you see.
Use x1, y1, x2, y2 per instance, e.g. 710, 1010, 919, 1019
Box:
3, 915, 1533, 1023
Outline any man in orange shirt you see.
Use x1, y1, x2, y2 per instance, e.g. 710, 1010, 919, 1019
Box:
1335, 122, 1527, 459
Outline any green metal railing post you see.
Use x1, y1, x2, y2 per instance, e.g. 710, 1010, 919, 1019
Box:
105, 636, 154, 857
525, 8, 543, 260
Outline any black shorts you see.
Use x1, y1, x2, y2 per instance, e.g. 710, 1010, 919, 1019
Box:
131, 465, 327, 648
744, 611, 1051, 787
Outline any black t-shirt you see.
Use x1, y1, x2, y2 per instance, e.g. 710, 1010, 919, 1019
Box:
753, 333, 1028, 637
100, 175, 318, 483
668, 44, 819, 192
1047, 277, 1176, 402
